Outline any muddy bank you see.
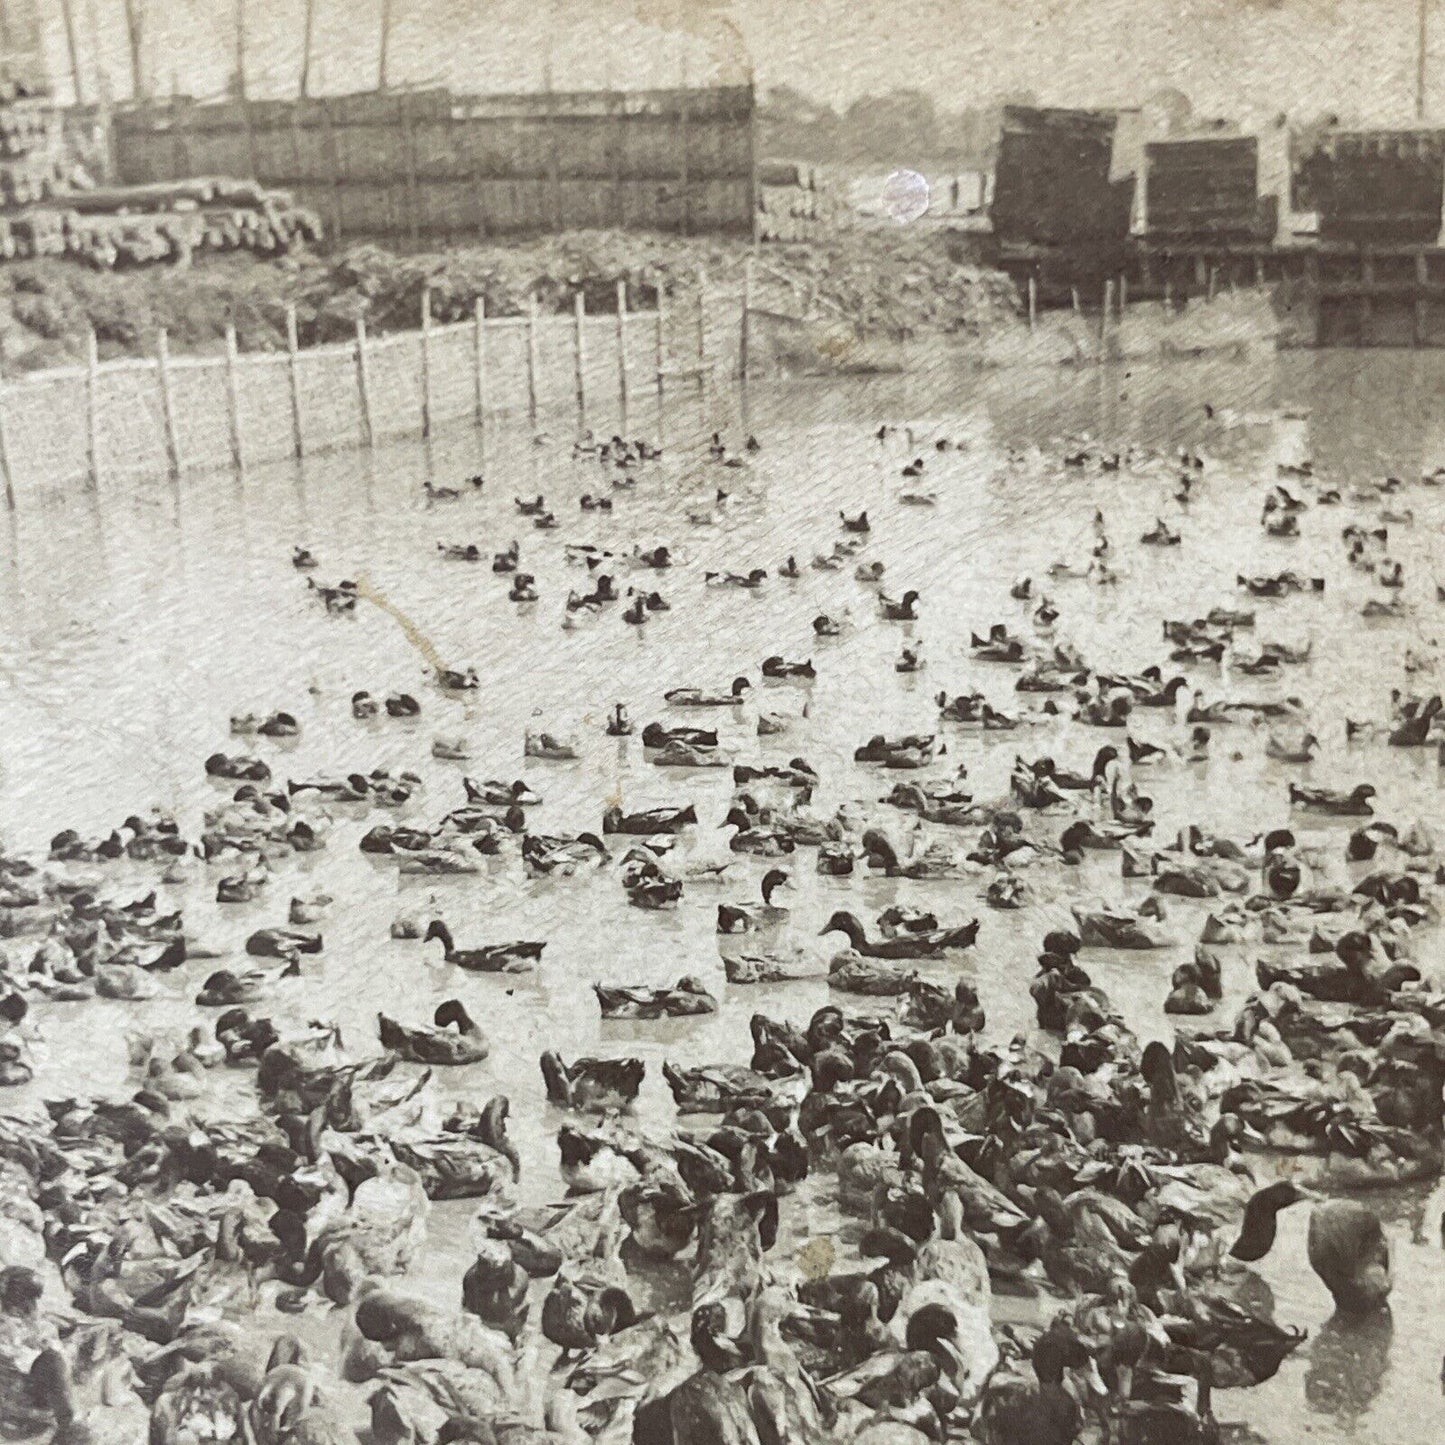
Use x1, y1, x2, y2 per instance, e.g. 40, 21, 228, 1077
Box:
0, 228, 1021, 373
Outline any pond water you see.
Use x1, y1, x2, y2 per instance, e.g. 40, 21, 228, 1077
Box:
3, 345, 1445, 1440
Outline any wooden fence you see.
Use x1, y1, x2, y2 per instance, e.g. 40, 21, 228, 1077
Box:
110, 85, 757, 241
0, 271, 754, 502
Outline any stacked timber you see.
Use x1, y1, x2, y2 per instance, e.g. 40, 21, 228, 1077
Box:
0, 89, 323, 268
757, 159, 835, 243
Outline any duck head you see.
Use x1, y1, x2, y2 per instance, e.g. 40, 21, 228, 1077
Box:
820, 911, 866, 946
434, 999, 474, 1033
760, 869, 790, 905
1231, 1179, 1313, 1262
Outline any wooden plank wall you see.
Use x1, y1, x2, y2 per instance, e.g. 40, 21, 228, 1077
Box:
109, 86, 755, 240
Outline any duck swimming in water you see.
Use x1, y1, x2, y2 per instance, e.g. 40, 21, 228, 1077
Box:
880, 590, 920, 621
665, 677, 751, 706
593, 977, 718, 1019
540, 1052, 646, 1112
378, 1000, 490, 1065
424, 919, 544, 973
717, 870, 792, 933
821, 910, 978, 958
1231, 1181, 1391, 1315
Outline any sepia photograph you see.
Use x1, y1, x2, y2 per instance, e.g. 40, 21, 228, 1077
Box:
0, 0, 1441, 1441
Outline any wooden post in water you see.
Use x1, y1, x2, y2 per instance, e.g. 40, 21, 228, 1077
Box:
419, 288, 433, 440
615, 279, 629, 433
1070, 285, 1081, 315
1255, 255, 1266, 290
285, 304, 304, 457
156, 328, 181, 478
1416, 253, 1430, 346
1207, 264, 1218, 302
526, 297, 540, 428
1101, 280, 1113, 338
223, 323, 244, 471
473, 296, 487, 427
1027, 273, 1037, 332
1163, 280, 1173, 315
1194, 255, 1207, 291
85, 329, 101, 489
655, 285, 667, 407
0, 344, 15, 511
355, 317, 374, 447
1118, 274, 1127, 317
695, 266, 708, 408
1360, 250, 1374, 341
573, 291, 587, 425
740, 256, 753, 379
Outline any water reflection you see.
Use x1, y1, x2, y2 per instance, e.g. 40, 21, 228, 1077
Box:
1305, 1310, 1393, 1418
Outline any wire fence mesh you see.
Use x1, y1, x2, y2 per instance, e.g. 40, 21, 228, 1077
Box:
0, 282, 744, 502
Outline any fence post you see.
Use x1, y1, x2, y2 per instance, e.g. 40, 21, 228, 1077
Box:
223, 323, 244, 471
420, 288, 433, 440
0, 345, 14, 511
85, 328, 101, 488
355, 316, 374, 447
740, 255, 752, 379
156, 328, 181, 478
615, 278, 629, 433
655, 283, 666, 408
526, 296, 539, 428
473, 295, 487, 427
573, 291, 587, 426
285, 303, 304, 457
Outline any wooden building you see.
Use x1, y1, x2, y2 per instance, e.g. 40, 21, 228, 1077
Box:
110, 84, 757, 242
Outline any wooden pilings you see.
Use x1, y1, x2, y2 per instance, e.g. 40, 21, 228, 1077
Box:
473, 296, 487, 427
85, 329, 101, 488
527, 297, 540, 427
156, 328, 181, 478
615, 280, 629, 431
223, 323, 244, 470
573, 290, 587, 423
355, 317, 374, 447
420, 288, 433, 440
285, 303, 304, 458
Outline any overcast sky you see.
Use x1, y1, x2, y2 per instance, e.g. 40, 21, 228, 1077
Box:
36, 0, 1434, 126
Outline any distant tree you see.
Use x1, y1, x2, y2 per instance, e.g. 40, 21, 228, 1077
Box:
1144, 87, 1194, 135
757, 84, 840, 159
841, 88, 938, 163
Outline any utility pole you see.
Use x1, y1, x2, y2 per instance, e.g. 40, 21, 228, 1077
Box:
123, 0, 146, 100
1419, 0, 1429, 119
299, 0, 317, 98
233, 0, 246, 100
58, 0, 85, 103
378, 0, 393, 91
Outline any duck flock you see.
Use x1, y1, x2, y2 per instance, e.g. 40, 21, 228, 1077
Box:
3, 411, 1445, 1445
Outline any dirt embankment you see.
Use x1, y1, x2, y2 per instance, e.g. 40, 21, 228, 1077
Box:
0, 227, 1023, 373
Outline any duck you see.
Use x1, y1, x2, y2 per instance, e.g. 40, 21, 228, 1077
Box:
291, 546, 318, 569
607, 703, 633, 736
841, 510, 870, 533
378, 1000, 490, 1065
1289, 782, 1375, 816
718, 870, 792, 933
437, 667, 479, 692
424, 480, 461, 501
1231, 1181, 1391, 1314
762, 655, 816, 680
603, 803, 697, 836
1071, 903, 1172, 949
665, 677, 751, 706
540, 1052, 646, 1111
424, 919, 545, 972
492, 541, 520, 573
509, 573, 539, 601
594, 976, 718, 1019
821, 910, 978, 958
1141, 519, 1181, 546
437, 541, 482, 562
880, 591, 920, 621
522, 831, 609, 875
195, 960, 299, 1006
524, 731, 578, 761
